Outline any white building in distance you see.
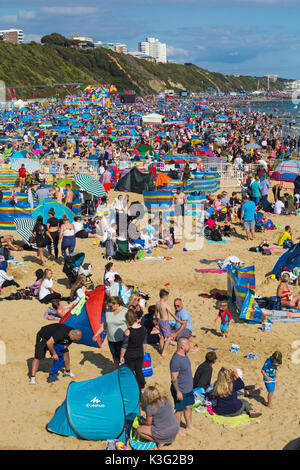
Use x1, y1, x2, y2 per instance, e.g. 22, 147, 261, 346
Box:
0, 29, 23, 44
139, 37, 167, 63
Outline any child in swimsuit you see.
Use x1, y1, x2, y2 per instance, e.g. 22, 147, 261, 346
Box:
155, 289, 177, 357
215, 301, 232, 338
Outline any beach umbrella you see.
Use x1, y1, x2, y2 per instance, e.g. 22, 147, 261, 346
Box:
32, 199, 75, 222
56, 178, 80, 189
74, 173, 106, 197
11, 158, 40, 174
14, 217, 37, 248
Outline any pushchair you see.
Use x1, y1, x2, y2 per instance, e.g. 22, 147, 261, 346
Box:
63, 252, 94, 288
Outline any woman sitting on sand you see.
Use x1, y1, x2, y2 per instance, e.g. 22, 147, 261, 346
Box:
136, 386, 180, 450
38, 269, 62, 304
276, 273, 300, 309
214, 367, 261, 418
69, 274, 88, 306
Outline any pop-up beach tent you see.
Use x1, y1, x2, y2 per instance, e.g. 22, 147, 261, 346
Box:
46, 365, 140, 442
60, 286, 106, 348
272, 242, 300, 277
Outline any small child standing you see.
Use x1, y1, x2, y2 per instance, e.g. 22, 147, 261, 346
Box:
261, 351, 282, 409
215, 301, 232, 338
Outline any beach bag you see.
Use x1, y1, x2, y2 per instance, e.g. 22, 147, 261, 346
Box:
137, 250, 145, 260
267, 296, 282, 311
142, 352, 153, 377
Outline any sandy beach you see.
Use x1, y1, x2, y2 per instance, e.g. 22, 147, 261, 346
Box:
0, 187, 299, 451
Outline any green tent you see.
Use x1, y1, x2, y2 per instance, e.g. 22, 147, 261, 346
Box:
56, 178, 80, 189
115, 167, 154, 194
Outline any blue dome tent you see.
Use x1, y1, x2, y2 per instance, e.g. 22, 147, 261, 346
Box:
46, 365, 140, 442
32, 199, 75, 222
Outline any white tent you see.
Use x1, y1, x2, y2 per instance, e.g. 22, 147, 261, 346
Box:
13, 99, 27, 109
142, 113, 164, 124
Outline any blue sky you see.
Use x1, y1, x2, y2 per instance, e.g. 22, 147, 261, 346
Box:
1, 0, 300, 79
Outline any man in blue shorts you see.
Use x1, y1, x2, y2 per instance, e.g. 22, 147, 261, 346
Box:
170, 337, 196, 435
241, 194, 256, 241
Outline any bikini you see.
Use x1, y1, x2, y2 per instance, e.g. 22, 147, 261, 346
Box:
281, 289, 292, 302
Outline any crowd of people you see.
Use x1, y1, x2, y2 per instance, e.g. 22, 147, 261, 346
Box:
0, 94, 298, 450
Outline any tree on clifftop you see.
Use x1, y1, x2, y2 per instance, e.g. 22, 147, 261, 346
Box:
41, 33, 76, 47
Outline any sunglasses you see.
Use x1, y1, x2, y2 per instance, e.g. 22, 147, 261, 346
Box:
174, 304, 181, 308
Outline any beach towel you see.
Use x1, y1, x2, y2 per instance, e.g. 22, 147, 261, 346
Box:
70, 295, 87, 316
203, 410, 260, 428
44, 307, 60, 321
195, 268, 227, 274
207, 239, 227, 244
129, 417, 157, 450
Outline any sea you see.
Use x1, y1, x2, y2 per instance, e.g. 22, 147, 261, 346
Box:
234, 99, 300, 137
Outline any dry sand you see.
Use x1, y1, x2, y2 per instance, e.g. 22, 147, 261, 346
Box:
0, 187, 300, 450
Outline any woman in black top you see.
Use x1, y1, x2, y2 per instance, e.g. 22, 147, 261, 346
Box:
46, 208, 60, 259
32, 216, 49, 266
120, 309, 147, 390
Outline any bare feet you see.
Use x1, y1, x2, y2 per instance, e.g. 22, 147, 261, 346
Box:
186, 425, 197, 432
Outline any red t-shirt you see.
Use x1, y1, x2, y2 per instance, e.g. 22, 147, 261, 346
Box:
18, 168, 26, 178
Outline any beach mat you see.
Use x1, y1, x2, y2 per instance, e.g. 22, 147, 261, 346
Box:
206, 239, 227, 244
203, 411, 260, 428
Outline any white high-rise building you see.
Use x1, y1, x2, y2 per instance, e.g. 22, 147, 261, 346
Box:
139, 37, 167, 63
0, 29, 23, 44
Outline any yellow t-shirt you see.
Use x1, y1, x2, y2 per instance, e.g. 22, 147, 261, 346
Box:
277, 231, 291, 246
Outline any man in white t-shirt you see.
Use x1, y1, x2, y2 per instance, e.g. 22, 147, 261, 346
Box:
273, 198, 286, 215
